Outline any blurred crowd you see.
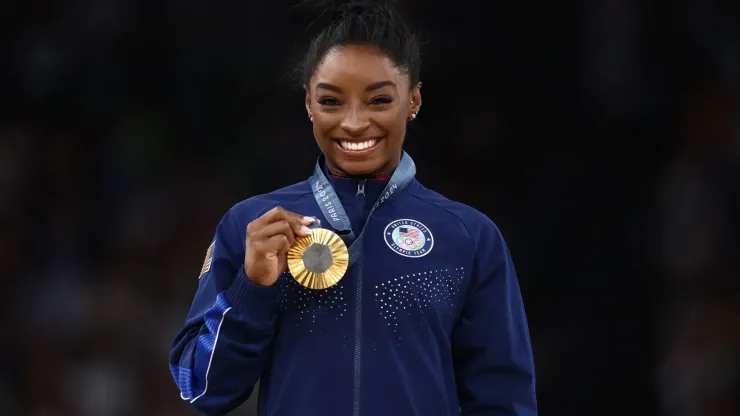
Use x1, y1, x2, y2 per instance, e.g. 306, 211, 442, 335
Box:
1, 1, 739, 415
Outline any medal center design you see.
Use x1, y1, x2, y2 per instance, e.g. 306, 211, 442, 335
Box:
302, 243, 334, 274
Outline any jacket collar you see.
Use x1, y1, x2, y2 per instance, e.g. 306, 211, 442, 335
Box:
321, 159, 390, 207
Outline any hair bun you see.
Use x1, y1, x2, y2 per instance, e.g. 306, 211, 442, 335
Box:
331, 0, 396, 20
297, 0, 397, 19
333, 0, 373, 17
297, 0, 420, 90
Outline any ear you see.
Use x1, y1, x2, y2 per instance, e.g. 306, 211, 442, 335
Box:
304, 86, 313, 122
408, 81, 422, 121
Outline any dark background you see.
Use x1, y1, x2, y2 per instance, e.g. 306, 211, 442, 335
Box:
2, 1, 739, 415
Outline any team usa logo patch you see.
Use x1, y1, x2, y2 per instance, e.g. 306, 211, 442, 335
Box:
199, 241, 215, 278
384, 219, 433, 258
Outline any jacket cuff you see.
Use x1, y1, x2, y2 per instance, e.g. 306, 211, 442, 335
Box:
224, 266, 280, 320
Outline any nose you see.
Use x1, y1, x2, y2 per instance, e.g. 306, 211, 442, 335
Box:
339, 107, 370, 136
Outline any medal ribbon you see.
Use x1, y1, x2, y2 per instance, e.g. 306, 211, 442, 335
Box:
309, 151, 416, 264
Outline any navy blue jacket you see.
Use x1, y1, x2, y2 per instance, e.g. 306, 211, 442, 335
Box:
170, 159, 537, 415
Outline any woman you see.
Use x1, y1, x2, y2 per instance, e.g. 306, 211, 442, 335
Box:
169, 1, 537, 415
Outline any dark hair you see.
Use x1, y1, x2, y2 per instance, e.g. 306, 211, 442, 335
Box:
299, 0, 421, 90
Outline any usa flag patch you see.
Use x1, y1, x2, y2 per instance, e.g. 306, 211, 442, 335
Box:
199, 241, 215, 278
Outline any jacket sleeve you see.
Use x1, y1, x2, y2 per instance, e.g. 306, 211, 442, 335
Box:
452, 219, 537, 415
169, 205, 280, 416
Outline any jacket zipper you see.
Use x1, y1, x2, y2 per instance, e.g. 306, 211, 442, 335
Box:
353, 257, 364, 416
353, 180, 366, 416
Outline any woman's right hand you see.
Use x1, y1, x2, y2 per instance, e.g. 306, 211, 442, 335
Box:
244, 206, 314, 286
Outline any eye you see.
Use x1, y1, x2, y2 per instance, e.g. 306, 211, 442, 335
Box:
370, 96, 393, 105
318, 96, 341, 106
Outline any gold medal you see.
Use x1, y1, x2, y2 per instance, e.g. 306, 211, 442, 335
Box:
287, 228, 349, 289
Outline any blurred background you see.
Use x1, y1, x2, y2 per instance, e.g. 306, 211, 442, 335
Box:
2, 0, 739, 415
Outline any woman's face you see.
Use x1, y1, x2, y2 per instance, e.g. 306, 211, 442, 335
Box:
306, 44, 421, 177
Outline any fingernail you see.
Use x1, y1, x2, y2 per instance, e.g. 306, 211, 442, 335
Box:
303, 216, 315, 224
300, 225, 311, 235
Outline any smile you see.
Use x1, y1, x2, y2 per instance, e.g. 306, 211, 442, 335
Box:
335, 138, 381, 154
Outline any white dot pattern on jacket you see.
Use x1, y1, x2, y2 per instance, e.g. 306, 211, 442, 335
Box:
278, 273, 349, 332
276, 267, 465, 344
373, 267, 465, 340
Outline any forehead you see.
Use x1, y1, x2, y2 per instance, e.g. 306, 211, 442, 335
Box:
313, 44, 408, 89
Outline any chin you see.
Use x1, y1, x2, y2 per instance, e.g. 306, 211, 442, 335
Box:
334, 158, 384, 177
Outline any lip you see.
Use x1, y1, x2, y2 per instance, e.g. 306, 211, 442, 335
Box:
333, 137, 383, 156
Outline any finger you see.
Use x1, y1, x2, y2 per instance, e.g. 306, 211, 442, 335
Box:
261, 206, 311, 224
262, 207, 313, 236
254, 221, 296, 246
262, 234, 291, 254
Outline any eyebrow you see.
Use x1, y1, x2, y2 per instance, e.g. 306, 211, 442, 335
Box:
366, 81, 396, 91
315, 80, 397, 93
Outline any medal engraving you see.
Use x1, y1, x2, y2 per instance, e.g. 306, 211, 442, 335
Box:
302, 243, 334, 273
287, 228, 349, 289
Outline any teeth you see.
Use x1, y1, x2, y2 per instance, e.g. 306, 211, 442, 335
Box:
340, 139, 377, 151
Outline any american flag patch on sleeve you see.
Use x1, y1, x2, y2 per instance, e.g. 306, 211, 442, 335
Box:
199, 241, 215, 279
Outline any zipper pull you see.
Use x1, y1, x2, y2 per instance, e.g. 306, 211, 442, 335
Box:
356, 180, 366, 197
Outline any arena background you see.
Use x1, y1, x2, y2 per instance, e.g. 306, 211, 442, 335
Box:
2, 1, 739, 415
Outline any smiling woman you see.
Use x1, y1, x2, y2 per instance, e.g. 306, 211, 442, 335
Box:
169, 1, 538, 415
299, 0, 421, 178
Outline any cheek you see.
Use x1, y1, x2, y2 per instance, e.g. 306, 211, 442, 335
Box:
376, 108, 408, 133
313, 116, 338, 137
317, 124, 336, 141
